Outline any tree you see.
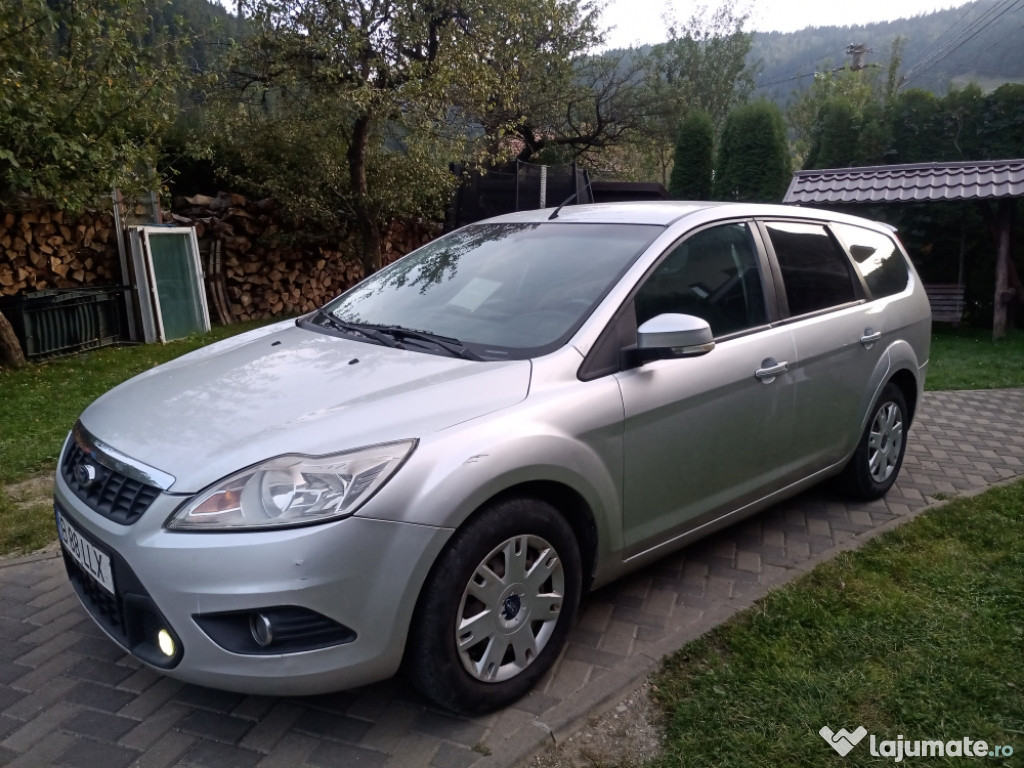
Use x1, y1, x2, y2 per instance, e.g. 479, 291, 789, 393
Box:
978, 83, 1024, 159
668, 110, 714, 200
505, 48, 653, 167
206, 0, 605, 275
463, 0, 630, 165
802, 97, 858, 169
0, 0, 186, 210
207, 0, 476, 276
633, 1, 756, 185
789, 38, 903, 169
713, 101, 790, 203
888, 89, 944, 164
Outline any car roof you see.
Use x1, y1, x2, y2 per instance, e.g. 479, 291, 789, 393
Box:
478, 201, 894, 232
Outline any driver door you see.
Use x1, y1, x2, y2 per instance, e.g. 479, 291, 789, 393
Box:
615, 222, 799, 555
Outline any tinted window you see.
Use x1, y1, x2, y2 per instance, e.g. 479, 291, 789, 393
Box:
831, 223, 910, 299
764, 222, 858, 316
635, 223, 767, 337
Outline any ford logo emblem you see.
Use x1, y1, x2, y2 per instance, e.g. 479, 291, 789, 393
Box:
74, 462, 98, 488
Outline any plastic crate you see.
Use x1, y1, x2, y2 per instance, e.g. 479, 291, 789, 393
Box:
0, 287, 126, 360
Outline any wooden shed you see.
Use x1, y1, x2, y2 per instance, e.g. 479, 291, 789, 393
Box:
784, 159, 1024, 338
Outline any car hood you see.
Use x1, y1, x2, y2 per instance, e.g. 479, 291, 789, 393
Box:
79, 321, 531, 493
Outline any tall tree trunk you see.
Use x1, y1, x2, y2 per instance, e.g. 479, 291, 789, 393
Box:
993, 198, 1014, 340
0, 311, 26, 369
348, 114, 382, 277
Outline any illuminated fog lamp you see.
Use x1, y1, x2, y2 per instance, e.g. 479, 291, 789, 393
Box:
157, 628, 176, 657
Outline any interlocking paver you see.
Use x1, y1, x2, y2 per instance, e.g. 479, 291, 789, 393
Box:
307, 740, 387, 768
129, 731, 197, 768
119, 702, 191, 751
252, 732, 319, 768
177, 738, 263, 768
0, 389, 1022, 767
5, 730, 77, 768
65, 680, 137, 713
239, 701, 305, 753
2, 674, 77, 721
177, 710, 256, 744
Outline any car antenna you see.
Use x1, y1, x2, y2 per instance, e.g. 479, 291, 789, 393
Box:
548, 191, 578, 220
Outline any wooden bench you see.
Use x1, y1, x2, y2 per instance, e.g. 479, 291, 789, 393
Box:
924, 283, 965, 325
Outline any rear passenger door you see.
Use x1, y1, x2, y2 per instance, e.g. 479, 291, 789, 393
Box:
758, 220, 889, 471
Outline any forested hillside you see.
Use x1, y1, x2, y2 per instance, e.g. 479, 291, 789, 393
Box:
170, 0, 1024, 104
752, 0, 1024, 103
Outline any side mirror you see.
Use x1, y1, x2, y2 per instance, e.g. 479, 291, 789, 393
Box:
637, 313, 715, 362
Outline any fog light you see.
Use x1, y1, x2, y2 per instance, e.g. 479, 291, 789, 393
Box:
251, 613, 274, 647
157, 628, 176, 657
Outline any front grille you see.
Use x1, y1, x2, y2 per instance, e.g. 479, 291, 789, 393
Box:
61, 441, 160, 525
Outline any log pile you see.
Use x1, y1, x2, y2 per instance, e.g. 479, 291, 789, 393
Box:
0, 206, 119, 296
0, 194, 442, 324
169, 193, 442, 323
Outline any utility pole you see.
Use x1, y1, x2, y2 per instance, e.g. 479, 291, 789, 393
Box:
845, 44, 873, 71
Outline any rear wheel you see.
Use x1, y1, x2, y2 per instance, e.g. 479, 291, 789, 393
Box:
406, 497, 581, 714
839, 383, 908, 500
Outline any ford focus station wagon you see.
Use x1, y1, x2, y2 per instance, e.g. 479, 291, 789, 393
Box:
54, 202, 930, 714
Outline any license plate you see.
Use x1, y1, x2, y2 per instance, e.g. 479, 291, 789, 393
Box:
56, 509, 115, 595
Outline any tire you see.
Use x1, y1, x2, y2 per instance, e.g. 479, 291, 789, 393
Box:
406, 497, 582, 714
839, 383, 909, 500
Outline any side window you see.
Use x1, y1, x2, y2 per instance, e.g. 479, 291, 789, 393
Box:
764, 221, 858, 316
831, 223, 910, 299
634, 223, 767, 337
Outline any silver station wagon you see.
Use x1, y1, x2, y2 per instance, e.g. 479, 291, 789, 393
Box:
54, 202, 931, 714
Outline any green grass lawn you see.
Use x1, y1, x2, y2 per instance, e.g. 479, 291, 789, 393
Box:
926, 327, 1024, 391
650, 479, 1024, 767
0, 488, 49, 555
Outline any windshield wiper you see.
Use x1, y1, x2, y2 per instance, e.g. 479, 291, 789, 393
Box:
364, 324, 483, 361
312, 309, 405, 349
311, 311, 481, 359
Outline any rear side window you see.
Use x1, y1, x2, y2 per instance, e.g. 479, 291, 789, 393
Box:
763, 221, 858, 316
831, 223, 910, 299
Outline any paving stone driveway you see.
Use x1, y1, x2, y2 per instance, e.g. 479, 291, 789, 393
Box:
2, 389, 1023, 768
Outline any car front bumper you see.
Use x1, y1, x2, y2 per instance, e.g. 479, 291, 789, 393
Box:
54, 469, 450, 696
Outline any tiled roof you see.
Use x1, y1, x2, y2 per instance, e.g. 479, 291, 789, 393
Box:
784, 159, 1024, 204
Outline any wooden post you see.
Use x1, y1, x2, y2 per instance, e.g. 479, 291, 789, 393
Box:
993, 198, 1014, 340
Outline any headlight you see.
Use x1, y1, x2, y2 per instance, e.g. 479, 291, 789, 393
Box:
167, 440, 416, 530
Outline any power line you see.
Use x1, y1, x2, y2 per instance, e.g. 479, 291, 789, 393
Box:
902, 0, 984, 72
900, 0, 1024, 87
901, 0, 1009, 83
757, 71, 821, 89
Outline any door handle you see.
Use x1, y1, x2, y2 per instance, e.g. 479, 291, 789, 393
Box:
860, 329, 882, 348
755, 358, 788, 383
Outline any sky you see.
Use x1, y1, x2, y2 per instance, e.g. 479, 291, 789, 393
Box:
599, 0, 962, 49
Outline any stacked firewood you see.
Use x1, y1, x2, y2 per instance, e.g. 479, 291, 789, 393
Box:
0, 207, 119, 296
170, 193, 442, 323
0, 194, 442, 320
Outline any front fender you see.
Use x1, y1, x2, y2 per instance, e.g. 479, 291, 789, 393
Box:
356, 379, 626, 560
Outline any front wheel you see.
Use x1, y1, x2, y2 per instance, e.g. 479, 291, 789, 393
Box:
839, 382, 909, 500
406, 497, 581, 714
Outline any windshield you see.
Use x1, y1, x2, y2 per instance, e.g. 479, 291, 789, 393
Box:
319, 222, 662, 360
